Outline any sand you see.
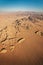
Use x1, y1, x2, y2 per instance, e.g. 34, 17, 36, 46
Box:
0, 12, 43, 65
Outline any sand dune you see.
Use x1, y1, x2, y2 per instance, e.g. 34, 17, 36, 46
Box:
0, 12, 43, 65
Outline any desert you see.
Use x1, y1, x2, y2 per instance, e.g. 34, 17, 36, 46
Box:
0, 12, 43, 65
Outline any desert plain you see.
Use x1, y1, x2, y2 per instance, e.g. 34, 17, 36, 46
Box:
0, 12, 43, 65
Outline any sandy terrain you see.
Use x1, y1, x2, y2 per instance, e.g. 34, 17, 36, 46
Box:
0, 12, 43, 65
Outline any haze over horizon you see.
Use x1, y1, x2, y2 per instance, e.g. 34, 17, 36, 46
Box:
0, 0, 43, 12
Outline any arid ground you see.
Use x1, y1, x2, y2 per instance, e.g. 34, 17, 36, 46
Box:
0, 12, 43, 65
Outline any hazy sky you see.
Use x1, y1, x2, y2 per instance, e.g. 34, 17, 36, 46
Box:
0, 0, 43, 12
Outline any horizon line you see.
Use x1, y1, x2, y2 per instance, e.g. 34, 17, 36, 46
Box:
0, 10, 43, 13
